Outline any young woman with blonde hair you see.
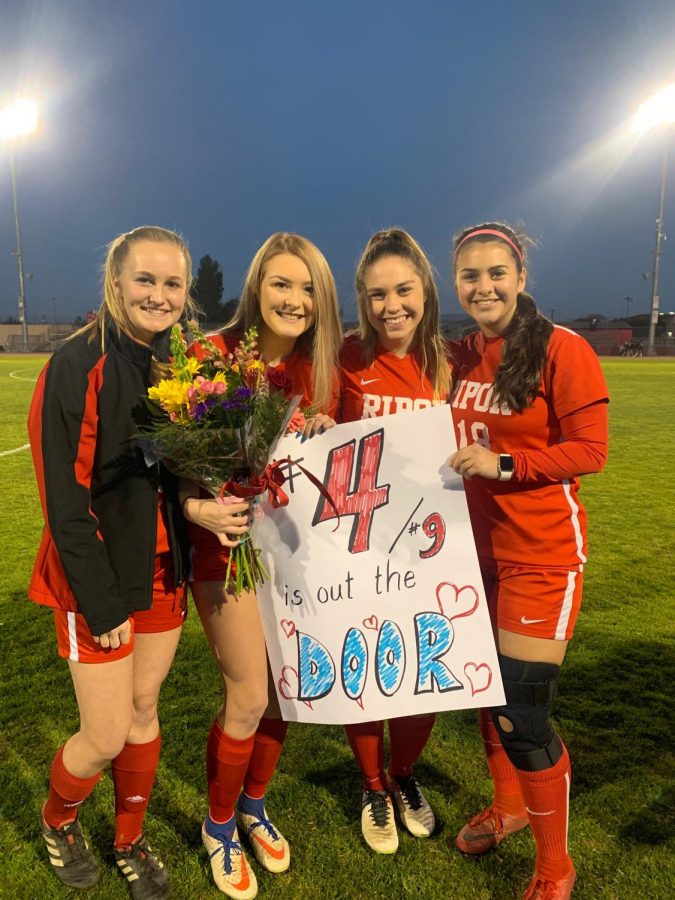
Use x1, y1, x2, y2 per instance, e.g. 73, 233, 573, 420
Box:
339, 227, 451, 854
29, 226, 194, 899
183, 232, 342, 898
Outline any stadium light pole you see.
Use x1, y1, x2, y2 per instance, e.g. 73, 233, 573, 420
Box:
633, 84, 675, 356
0, 99, 38, 351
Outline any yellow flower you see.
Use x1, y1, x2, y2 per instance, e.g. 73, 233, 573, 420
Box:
148, 379, 192, 423
171, 355, 202, 380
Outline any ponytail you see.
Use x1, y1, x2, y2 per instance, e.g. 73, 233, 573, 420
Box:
494, 293, 553, 412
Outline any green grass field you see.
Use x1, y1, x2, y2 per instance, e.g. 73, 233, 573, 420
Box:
0, 354, 673, 899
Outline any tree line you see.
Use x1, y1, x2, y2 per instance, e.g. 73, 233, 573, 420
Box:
191, 254, 238, 324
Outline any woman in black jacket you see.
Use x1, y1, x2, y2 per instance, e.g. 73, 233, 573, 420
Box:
28, 226, 193, 899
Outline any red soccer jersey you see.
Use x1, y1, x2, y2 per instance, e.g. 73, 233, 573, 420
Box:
191, 331, 339, 417
339, 334, 447, 423
451, 325, 609, 568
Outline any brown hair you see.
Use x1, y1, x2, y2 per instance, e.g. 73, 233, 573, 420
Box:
355, 228, 451, 400
452, 221, 553, 413
226, 232, 342, 412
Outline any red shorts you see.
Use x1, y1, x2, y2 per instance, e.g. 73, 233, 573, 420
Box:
188, 521, 235, 583
54, 554, 187, 664
481, 562, 584, 641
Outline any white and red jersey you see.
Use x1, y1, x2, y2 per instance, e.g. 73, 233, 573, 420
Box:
451, 326, 609, 569
339, 334, 448, 423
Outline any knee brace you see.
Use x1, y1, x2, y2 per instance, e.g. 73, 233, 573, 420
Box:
491, 654, 563, 772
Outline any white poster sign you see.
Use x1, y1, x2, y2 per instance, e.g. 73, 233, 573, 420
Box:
255, 404, 504, 724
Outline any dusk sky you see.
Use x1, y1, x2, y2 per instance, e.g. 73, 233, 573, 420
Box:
1, 0, 675, 324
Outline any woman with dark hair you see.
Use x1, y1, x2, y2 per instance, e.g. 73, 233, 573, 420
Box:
449, 223, 609, 900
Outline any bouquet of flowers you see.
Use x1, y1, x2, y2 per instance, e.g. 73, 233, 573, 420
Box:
141, 323, 303, 594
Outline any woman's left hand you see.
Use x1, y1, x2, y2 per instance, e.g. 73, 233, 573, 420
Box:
301, 414, 336, 439
448, 443, 500, 480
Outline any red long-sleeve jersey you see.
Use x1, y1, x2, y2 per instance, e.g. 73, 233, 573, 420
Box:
451, 326, 609, 568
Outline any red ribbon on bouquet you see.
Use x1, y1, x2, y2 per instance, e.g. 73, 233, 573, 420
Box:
221, 461, 289, 508
220, 457, 340, 526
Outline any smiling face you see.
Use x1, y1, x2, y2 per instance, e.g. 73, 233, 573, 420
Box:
113, 241, 188, 343
258, 253, 315, 346
363, 255, 425, 356
454, 241, 526, 337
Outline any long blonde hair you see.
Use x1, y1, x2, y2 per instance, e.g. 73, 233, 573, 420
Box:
226, 232, 342, 412
74, 226, 196, 383
355, 228, 451, 400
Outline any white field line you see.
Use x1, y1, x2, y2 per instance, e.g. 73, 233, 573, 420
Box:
0, 443, 30, 457
4, 370, 36, 456
9, 370, 38, 382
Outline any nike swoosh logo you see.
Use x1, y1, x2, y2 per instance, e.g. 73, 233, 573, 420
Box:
525, 807, 554, 816
360, 378, 379, 385
251, 831, 286, 860
520, 616, 547, 625
233, 856, 251, 890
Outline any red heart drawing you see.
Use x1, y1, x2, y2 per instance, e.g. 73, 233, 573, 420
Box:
277, 665, 299, 700
464, 662, 492, 695
280, 619, 296, 638
363, 615, 379, 631
436, 583, 479, 621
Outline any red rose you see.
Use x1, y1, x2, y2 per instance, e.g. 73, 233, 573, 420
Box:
266, 366, 294, 393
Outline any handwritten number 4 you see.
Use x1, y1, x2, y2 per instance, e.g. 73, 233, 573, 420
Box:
312, 429, 390, 554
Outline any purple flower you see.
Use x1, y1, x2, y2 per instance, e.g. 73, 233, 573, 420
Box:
221, 399, 244, 412
235, 386, 253, 399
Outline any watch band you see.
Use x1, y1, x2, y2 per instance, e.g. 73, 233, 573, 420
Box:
497, 454, 514, 481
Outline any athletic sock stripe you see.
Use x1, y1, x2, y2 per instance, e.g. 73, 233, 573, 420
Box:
564, 770, 570, 847
555, 571, 577, 641
67, 611, 79, 662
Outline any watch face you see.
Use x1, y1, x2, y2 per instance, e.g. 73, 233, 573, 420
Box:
499, 455, 514, 473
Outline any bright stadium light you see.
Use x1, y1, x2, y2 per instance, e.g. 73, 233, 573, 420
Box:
1, 99, 38, 351
634, 85, 675, 355
633, 84, 675, 135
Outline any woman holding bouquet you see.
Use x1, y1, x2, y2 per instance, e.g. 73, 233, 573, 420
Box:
28, 226, 193, 899
182, 232, 342, 898
448, 222, 608, 899
339, 228, 452, 854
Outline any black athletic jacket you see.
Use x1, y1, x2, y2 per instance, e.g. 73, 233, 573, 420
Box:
28, 323, 189, 636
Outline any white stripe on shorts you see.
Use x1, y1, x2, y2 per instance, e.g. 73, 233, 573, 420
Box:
562, 480, 587, 565
67, 611, 79, 662
555, 570, 577, 641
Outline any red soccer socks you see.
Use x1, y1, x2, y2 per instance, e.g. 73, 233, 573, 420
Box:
345, 720, 386, 791
516, 742, 574, 882
388, 713, 436, 780
206, 720, 255, 824
479, 709, 527, 818
242, 717, 288, 799
111, 734, 162, 848
43, 744, 102, 829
